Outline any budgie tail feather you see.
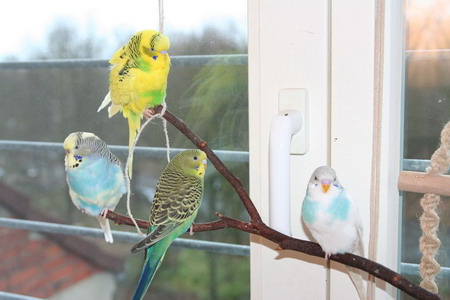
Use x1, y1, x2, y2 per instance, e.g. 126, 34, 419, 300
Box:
125, 109, 141, 179
132, 245, 167, 300
97, 92, 122, 118
347, 265, 366, 300
96, 216, 113, 243
97, 92, 112, 113
346, 230, 366, 300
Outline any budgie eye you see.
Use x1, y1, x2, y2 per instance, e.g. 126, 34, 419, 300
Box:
75, 146, 79, 149
193, 156, 198, 161
314, 176, 318, 181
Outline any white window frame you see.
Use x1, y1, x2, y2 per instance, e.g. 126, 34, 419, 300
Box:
248, 1, 403, 299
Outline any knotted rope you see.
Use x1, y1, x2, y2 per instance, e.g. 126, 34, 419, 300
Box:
419, 121, 450, 293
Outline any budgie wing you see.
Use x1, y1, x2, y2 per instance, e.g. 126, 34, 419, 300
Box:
131, 178, 202, 252
346, 191, 367, 300
347, 190, 364, 256
110, 47, 127, 64
151, 177, 203, 225
109, 61, 139, 107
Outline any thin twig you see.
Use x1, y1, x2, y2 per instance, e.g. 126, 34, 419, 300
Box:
153, 105, 263, 225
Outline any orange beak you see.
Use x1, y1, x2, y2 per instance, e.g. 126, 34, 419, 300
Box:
321, 180, 331, 193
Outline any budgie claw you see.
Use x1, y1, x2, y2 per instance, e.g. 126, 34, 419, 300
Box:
100, 207, 109, 219
189, 225, 194, 236
144, 108, 157, 119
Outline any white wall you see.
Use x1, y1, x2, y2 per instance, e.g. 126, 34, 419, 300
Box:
249, 0, 330, 299
49, 272, 116, 300
249, 0, 403, 299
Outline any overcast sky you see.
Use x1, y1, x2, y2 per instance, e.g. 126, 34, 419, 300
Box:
1, 0, 246, 60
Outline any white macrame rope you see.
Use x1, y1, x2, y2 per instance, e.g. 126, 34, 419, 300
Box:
124, 114, 159, 235
158, 0, 170, 163
159, 0, 164, 34
160, 103, 171, 163
367, 0, 385, 298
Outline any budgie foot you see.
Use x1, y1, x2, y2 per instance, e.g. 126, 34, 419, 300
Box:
144, 108, 157, 119
80, 208, 86, 214
100, 207, 109, 219
189, 224, 194, 236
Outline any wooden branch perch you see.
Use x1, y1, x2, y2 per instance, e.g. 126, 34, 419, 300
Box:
107, 105, 440, 300
398, 171, 450, 196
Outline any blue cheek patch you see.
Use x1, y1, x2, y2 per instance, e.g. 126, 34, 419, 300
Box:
75, 155, 83, 160
152, 56, 158, 60
302, 196, 318, 224
326, 191, 350, 221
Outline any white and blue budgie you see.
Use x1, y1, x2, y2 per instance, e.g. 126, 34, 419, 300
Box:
301, 166, 366, 299
64, 132, 127, 243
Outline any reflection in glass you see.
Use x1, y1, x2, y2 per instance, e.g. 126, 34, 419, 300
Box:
402, 0, 450, 298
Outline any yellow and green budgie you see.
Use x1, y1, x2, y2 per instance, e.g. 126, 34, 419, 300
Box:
98, 29, 171, 178
130, 149, 207, 300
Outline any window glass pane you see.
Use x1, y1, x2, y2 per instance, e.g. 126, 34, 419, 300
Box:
0, 1, 249, 299
401, 0, 450, 298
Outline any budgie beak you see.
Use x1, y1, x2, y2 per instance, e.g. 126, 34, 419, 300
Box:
194, 158, 207, 177
321, 180, 331, 193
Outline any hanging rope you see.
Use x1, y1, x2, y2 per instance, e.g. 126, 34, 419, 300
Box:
367, 0, 385, 298
158, 0, 165, 34
419, 121, 450, 293
161, 104, 171, 163
124, 113, 161, 235
157, 0, 171, 163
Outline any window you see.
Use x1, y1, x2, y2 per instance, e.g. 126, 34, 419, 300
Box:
0, 1, 249, 299
401, 0, 450, 298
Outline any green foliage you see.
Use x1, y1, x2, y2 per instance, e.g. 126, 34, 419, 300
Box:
146, 249, 249, 300
180, 60, 248, 150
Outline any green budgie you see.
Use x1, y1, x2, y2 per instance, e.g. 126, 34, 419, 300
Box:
131, 149, 207, 300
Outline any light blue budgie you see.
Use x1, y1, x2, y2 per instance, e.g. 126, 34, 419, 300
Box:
64, 132, 127, 243
302, 166, 366, 299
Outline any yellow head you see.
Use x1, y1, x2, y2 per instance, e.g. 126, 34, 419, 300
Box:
171, 149, 208, 179
63, 132, 97, 169
138, 30, 170, 56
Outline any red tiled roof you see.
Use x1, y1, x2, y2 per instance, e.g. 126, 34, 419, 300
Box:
0, 227, 99, 298
0, 181, 125, 298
